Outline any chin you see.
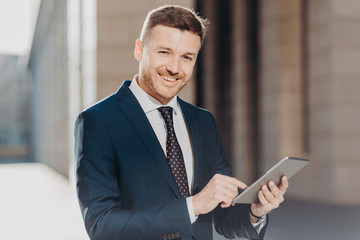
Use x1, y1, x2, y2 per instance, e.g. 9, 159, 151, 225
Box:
159, 92, 177, 102
157, 85, 179, 96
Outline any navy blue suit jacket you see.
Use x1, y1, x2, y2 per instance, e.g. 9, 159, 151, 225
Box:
74, 81, 266, 240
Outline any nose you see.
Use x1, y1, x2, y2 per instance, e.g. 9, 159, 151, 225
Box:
166, 56, 180, 75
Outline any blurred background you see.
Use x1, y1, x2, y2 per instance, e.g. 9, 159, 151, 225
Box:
1, 0, 359, 239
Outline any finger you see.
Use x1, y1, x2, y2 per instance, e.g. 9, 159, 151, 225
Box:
258, 189, 269, 206
263, 184, 283, 210
220, 201, 233, 208
219, 195, 235, 208
262, 184, 275, 203
213, 174, 248, 190
211, 175, 248, 198
257, 190, 273, 215
212, 176, 240, 196
268, 181, 281, 197
221, 179, 242, 194
213, 186, 239, 206
221, 176, 248, 190
268, 181, 284, 203
206, 175, 244, 208
230, 178, 248, 190
279, 175, 289, 193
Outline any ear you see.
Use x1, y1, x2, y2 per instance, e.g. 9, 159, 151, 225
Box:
134, 39, 144, 62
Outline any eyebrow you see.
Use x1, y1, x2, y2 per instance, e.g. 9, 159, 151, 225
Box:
156, 46, 198, 57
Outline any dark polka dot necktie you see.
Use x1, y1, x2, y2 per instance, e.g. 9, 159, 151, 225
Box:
158, 106, 190, 198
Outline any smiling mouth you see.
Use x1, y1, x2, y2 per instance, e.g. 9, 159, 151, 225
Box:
160, 74, 177, 82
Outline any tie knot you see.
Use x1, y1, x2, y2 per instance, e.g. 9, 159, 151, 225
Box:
158, 106, 173, 124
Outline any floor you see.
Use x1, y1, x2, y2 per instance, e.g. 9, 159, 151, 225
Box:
214, 200, 360, 240
263, 200, 360, 240
0, 161, 88, 240
1, 161, 359, 240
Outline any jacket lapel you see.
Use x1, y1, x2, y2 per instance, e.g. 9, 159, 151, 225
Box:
115, 81, 181, 198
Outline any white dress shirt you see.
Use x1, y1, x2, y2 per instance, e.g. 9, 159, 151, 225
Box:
129, 75, 265, 232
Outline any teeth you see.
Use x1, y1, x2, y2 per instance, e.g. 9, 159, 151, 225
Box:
161, 75, 176, 82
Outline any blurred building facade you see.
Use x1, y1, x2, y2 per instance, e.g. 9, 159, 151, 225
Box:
0, 55, 30, 157
198, 0, 360, 205
25, 0, 360, 205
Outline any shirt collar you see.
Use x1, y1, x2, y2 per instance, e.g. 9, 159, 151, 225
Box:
129, 75, 181, 115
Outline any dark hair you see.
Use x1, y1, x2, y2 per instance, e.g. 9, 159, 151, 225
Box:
140, 5, 209, 45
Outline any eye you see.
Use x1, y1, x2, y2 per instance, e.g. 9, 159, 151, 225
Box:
183, 55, 193, 61
159, 51, 170, 55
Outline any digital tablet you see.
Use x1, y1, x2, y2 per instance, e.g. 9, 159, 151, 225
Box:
234, 156, 309, 204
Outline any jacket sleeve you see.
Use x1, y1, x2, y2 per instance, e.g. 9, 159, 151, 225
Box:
74, 111, 193, 240
206, 113, 268, 240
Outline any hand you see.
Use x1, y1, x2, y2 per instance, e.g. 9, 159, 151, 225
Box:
192, 174, 247, 216
249, 176, 288, 222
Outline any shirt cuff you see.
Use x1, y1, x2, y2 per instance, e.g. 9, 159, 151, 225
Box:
251, 215, 267, 234
186, 197, 198, 224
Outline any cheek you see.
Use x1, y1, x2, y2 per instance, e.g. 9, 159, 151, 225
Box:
149, 54, 167, 66
141, 53, 158, 70
182, 63, 195, 77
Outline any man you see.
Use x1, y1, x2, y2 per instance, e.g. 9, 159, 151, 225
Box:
75, 5, 288, 240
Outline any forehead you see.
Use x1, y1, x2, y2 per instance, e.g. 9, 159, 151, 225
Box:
146, 25, 202, 53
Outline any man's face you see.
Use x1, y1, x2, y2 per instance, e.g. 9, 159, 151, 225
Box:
134, 25, 202, 105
